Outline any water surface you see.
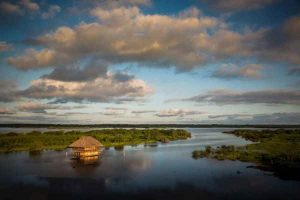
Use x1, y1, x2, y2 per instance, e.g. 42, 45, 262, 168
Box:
0, 128, 299, 200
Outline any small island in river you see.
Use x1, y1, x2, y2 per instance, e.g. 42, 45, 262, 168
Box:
0, 129, 191, 153
192, 129, 300, 180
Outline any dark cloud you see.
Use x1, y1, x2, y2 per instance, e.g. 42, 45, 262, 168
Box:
204, 0, 280, 12
255, 16, 300, 66
288, 66, 300, 75
43, 61, 108, 82
112, 72, 135, 82
0, 80, 19, 102
206, 112, 300, 124
212, 64, 262, 80
185, 89, 300, 105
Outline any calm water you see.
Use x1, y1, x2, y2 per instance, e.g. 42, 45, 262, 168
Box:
0, 128, 299, 200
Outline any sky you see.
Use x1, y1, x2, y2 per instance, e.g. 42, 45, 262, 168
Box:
0, 0, 299, 124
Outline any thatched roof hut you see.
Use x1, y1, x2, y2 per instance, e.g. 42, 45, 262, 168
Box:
69, 136, 103, 159
69, 136, 103, 148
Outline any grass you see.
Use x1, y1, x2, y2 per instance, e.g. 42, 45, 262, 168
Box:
192, 129, 300, 179
0, 129, 191, 153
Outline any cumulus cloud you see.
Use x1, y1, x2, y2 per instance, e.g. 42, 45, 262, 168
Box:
212, 64, 263, 79
185, 89, 300, 105
205, 0, 279, 12
20, 74, 152, 103
42, 5, 61, 19
7, 48, 59, 69
156, 109, 204, 117
8, 6, 265, 71
0, 41, 13, 52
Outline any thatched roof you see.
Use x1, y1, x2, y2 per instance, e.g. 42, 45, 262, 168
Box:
69, 136, 103, 148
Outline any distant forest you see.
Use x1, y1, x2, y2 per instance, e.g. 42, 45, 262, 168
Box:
0, 124, 299, 128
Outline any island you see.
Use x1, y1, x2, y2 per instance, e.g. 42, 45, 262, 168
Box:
0, 129, 191, 153
192, 129, 300, 179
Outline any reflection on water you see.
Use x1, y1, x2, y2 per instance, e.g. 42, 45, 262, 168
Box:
71, 156, 100, 166
0, 128, 300, 200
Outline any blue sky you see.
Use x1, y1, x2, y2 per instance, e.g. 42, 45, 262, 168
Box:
0, 0, 299, 124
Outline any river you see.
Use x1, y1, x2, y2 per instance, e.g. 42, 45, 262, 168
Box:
0, 128, 299, 200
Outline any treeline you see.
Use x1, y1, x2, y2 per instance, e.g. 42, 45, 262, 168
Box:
0, 129, 191, 153
1, 124, 299, 128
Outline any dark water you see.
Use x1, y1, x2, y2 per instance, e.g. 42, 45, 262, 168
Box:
0, 128, 299, 200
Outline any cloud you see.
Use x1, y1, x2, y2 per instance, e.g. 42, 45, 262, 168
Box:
42, 61, 108, 82
0, 0, 39, 15
17, 102, 60, 113
205, 0, 279, 12
256, 16, 300, 66
185, 89, 300, 105
0, 107, 15, 115
20, 74, 152, 103
19, 0, 39, 11
0, 41, 13, 52
206, 112, 300, 124
9, 6, 265, 71
212, 64, 263, 79
132, 110, 156, 114
0, 2, 22, 15
42, 5, 61, 19
7, 48, 59, 69
208, 114, 252, 119
156, 109, 204, 117
288, 66, 300, 75
102, 107, 127, 116
0, 80, 19, 102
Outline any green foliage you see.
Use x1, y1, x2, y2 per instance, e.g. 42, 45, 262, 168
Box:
0, 129, 191, 153
192, 129, 300, 171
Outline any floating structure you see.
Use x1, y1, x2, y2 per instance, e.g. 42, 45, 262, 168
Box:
69, 136, 103, 159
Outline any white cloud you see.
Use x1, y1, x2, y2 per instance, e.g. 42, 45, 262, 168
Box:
9, 6, 264, 71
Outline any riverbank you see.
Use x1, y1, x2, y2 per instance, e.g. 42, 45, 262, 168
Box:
0, 129, 191, 153
192, 129, 300, 179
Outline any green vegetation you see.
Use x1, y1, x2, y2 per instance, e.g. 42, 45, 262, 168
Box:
1, 124, 299, 129
192, 129, 300, 179
0, 129, 191, 153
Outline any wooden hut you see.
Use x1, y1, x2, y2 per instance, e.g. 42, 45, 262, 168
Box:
69, 136, 103, 159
